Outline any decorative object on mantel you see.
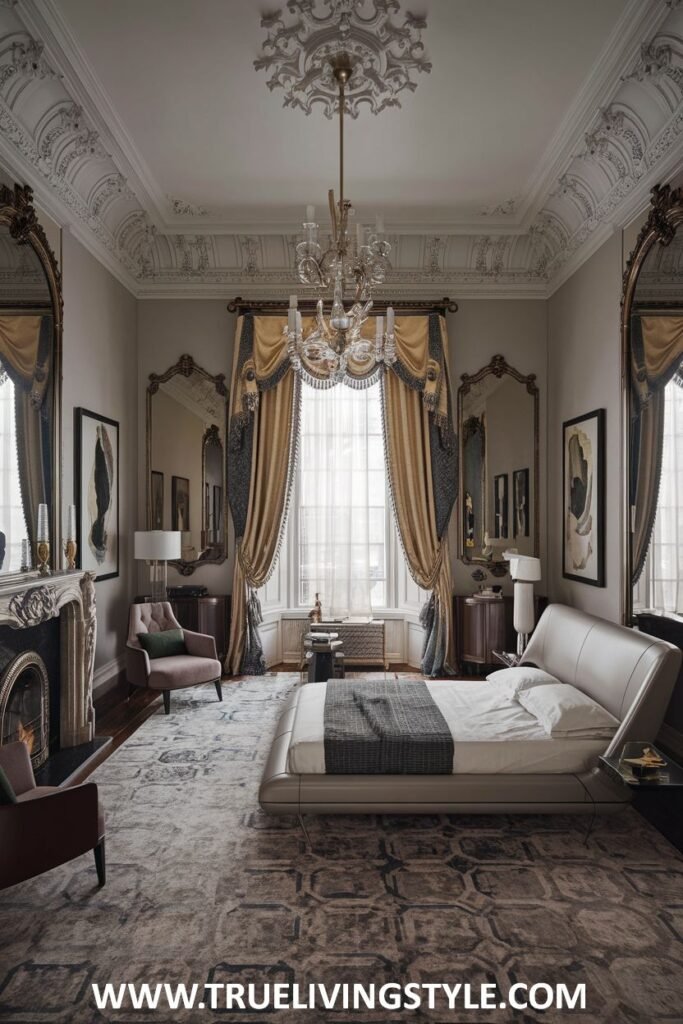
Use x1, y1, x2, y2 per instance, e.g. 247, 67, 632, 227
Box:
36, 503, 50, 576
562, 408, 605, 587
64, 504, 77, 571
503, 551, 542, 657
20, 539, 31, 573
75, 408, 119, 581
134, 531, 181, 603
285, 48, 397, 384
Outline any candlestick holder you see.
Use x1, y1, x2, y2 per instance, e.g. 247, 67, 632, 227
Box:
36, 540, 51, 576
64, 539, 77, 571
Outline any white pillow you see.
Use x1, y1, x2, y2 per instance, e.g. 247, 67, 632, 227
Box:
516, 682, 619, 738
486, 666, 561, 695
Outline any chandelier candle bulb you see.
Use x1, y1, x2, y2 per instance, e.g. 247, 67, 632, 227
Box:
375, 315, 384, 346
387, 306, 395, 334
375, 214, 384, 236
306, 205, 315, 223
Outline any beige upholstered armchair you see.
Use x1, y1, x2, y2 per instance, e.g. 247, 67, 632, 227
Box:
126, 602, 223, 714
0, 740, 105, 890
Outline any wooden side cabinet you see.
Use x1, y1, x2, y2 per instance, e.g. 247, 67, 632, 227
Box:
456, 597, 506, 667
169, 595, 231, 662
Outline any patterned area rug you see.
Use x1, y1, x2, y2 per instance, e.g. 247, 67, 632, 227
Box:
1, 674, 683, 1023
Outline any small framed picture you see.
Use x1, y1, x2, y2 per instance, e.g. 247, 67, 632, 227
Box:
151, 471, 164, 530
172, 475, 190, 532
75, 408, 119, 581
563, 408, 605, 586
493, 473, 508, 539
513, 468, 529, 538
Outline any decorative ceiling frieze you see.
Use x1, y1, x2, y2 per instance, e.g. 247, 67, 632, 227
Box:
0, 2, 680, 298
254, 0, 431, 119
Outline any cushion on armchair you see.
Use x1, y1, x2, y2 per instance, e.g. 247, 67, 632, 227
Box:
137, 628, 187, 659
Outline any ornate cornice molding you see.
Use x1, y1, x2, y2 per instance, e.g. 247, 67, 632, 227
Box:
0, 1, 680, 298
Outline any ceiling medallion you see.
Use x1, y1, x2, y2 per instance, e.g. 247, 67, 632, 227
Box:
254, 0, 431, 119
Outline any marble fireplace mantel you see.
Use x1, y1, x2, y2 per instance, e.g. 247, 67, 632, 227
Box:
0, 570, 96, 748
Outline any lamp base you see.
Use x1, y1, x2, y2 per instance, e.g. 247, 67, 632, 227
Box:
512, 580, 536, 659
148, 559, 168, 603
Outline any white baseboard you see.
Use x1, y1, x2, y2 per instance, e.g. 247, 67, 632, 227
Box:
93, 655, 124, 697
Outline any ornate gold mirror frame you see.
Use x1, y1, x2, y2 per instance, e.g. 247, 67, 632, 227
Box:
621, 183, 683, 624
146, 354, 228, 576
0, 183, 63, 572
457, 354, 540, 568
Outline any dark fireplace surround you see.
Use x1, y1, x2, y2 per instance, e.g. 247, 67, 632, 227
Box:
0, 571, 97, 770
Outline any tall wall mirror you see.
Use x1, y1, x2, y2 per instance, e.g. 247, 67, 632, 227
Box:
0, 184, 61, 575
147, 355, 228, 575
623, 184, 683, 630
457, 355, 539, 568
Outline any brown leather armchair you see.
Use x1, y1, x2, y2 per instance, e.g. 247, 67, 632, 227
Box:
0, 740, 105, 890
126, 601, 223, 714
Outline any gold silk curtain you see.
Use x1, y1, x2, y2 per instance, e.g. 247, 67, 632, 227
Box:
631, 315, 683, 582
227, 310, 457, 676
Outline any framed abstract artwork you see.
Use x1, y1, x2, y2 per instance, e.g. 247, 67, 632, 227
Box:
563, 408, 605, 587
75, 408, 119, 581
151, 471, 164, 529
493, 473, 508, 539
513, 468, 529, 538
172, 475, 190, 532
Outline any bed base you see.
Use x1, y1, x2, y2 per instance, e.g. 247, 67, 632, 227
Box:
259, 687, 630, 817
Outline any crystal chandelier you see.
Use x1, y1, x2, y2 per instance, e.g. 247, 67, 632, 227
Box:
287, 53, 395, 383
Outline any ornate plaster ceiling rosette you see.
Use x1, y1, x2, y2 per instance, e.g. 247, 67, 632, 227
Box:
254, 0, 431, 118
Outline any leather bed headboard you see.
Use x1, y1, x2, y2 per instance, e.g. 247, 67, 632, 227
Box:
522, 604, 681, 750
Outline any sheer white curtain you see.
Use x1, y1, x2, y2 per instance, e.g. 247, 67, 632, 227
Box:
636, 377, 683, 615
298, 380, 386, 617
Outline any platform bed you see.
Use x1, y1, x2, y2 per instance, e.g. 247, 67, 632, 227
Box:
259, 604, 682, 816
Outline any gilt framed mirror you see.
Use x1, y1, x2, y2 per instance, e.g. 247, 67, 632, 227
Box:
0, 183, 62, 576
457, 355, 539, 568
147, 355, 228, 575
622, 183, 683, 625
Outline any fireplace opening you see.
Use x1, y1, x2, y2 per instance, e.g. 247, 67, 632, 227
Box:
0, 651, 50, 770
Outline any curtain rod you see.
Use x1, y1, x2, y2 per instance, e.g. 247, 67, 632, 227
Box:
227, 296, 458, 315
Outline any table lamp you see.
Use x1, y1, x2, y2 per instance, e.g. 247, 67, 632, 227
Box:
503, 550, 542, 656
134, 530, 181, 602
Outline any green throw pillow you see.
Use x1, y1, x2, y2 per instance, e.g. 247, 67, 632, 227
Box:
0, 764, 17, 805
137, 628, 187, 659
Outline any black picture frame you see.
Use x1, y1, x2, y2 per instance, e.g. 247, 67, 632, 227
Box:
151, 471, 164, 530
493, 473, 508, 539
74, 407, 119, 581
172, 475, 190, 532
513, 468, 529, 538
562, 408, 605, 587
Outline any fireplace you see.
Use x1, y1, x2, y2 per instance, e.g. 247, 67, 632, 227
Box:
0, 650, 50, 769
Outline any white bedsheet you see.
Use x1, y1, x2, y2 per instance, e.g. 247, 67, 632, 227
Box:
287, 679, 610, 775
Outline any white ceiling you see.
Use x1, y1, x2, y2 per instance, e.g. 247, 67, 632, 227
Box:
53, 0, 627, 229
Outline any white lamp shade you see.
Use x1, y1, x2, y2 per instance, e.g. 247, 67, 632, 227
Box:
503, 551, 542, 582
134, 530, 181, 561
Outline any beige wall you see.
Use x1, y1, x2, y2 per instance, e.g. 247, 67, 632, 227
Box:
546, 232, 623, 622
137, 300, 236, 594
446, 301, 548, 597
61, 228, 138, 688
